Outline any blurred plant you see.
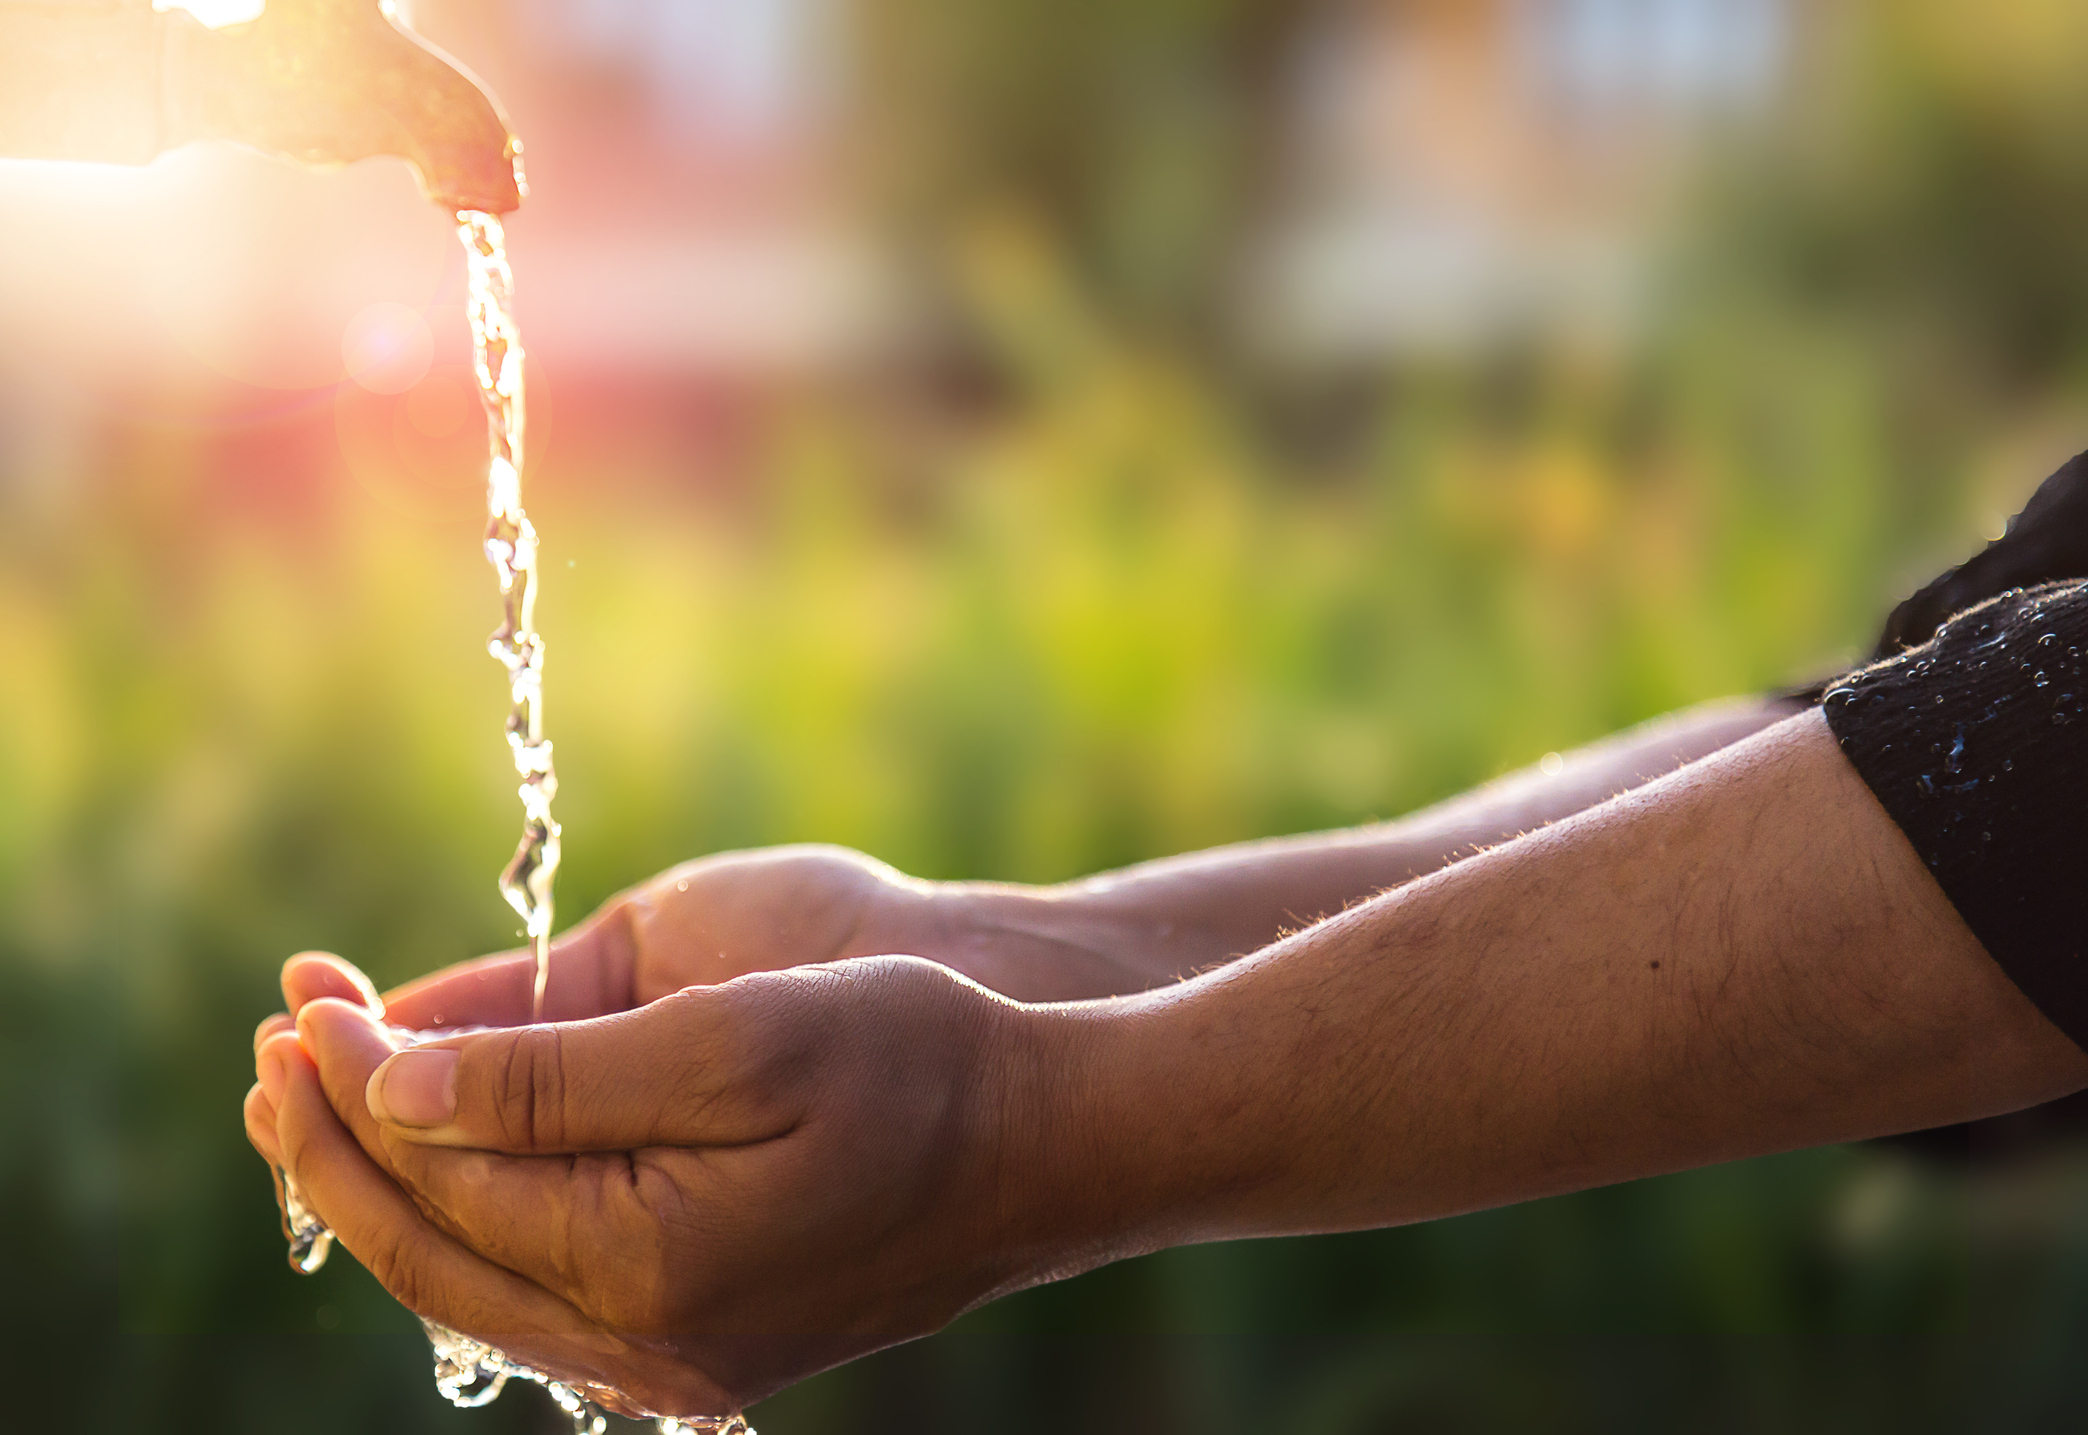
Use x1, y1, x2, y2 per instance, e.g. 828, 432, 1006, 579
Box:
853, 0, 1307, 335
19, 0, 2088, 1429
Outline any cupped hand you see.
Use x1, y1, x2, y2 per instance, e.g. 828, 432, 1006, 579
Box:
242, 848, 914, 1195
379, 845, 931, 1033
242, 844, 1154, 1319
373, 844, 1154, 1037
266, 954, 1079, 1417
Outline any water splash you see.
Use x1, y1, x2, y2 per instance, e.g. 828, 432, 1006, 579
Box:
425, 1320, 754, 1435
460, 210, 562, 1024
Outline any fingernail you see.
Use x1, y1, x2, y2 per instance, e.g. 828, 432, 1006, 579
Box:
368, 1048, 457, 1127
259, 1048, 287, 1105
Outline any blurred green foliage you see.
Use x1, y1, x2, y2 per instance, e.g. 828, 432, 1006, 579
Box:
12, 0, 2088, 1429
855, 0, 1298, 330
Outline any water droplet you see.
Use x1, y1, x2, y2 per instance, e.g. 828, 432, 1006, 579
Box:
2035, 671, 2049, 687
1917, 774, 1936, 796
2003, 758, 2014, 772
2039, 632, 2058, 647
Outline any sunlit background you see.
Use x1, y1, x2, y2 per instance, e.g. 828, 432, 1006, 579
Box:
12, 0, 2088, 1428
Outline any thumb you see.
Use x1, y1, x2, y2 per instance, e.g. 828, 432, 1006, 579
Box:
364, 984, 790, 1153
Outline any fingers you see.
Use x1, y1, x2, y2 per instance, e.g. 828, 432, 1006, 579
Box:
282, 952, 384, 1021
379, 903, 640, 1032
253, 1031, 304, 1224
294, 999, 416, 1182
254, 953, 370, 1173
255, 1012, 293, 1051
271, 1028, 593, 1345
359, 984, 790, 1154
245, 1081, 282, 1168
295, 999, 595, 1291
293, 994, 617, 1291
290, 998, 734, 1378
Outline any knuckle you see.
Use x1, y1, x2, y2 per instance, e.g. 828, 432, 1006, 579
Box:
360, 1229, 434, 1318
587, 1165, 698, 1333
485, 1026, 569, 1149
536, 1026, 570, 1148
573, 1168, 662, 1326
277, 1115, 317, 1181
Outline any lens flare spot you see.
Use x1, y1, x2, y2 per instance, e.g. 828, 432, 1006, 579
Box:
405, 371, 472, 438
343, 301, 434, 394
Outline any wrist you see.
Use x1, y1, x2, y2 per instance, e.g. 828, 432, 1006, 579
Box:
981, 978, 1275, 1291
924, 883, 1165, 1001
969, 996, 1155, 1294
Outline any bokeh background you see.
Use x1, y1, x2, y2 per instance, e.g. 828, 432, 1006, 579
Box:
10, 0, 2088, 1428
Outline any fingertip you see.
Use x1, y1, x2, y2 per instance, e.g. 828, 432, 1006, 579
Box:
245, 1082, 283, 1167
282, 952, 386, 1020
258, 1048, 285, 1107
295, 996, 399, 1071
254, 1011, 293, 1053
257, 1028, 304, 1105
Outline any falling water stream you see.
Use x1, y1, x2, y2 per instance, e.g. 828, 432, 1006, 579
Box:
460, 209, 563, 1025
273, 212, 751, 1435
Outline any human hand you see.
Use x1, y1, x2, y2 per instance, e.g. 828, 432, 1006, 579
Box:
240, 842, 1169, 1357
263, 953, 1086, 1417
371, 845, 1160, 1036
245, 846, 931, 1099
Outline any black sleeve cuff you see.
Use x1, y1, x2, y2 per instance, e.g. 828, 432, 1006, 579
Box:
1822, 581, 2088, 1053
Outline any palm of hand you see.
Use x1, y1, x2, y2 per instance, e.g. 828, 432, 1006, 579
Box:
379, 845, 919, 1032
622, 847, 899, 1003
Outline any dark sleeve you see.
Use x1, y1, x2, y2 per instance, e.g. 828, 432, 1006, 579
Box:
1875, 449, 2088, 658
1782, 450, 2088, 705
1821, 580, 2088, 1053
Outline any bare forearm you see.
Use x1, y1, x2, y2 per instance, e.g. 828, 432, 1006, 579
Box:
931, 696, 1800, 996
1013, 709, 2087, 1270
